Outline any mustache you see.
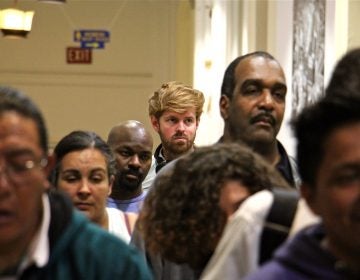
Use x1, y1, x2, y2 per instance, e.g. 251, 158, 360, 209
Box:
123, 169, 142, 178
172, 132, 188, 139
250, 112, 276, 126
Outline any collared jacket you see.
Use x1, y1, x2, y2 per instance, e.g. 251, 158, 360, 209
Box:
20, 191, 152, 280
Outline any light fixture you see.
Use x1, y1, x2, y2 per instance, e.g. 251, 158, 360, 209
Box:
38, 0, 66, 3
0, 1, 34, 38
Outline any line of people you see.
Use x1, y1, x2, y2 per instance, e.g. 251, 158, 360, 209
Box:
1, 48, 359, 279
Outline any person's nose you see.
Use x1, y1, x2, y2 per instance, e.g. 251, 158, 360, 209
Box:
129, 155, 141, 168
176, 121, 186, 132
78, 179, 91, 195
258, 89, 275, 111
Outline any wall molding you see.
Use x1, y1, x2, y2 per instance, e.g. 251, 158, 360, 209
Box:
0, 70, 153, 88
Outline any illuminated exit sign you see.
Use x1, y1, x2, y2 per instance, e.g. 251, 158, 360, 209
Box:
66, 47, 92, 64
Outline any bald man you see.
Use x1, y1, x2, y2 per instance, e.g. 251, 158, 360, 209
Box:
107, 120, 153, 213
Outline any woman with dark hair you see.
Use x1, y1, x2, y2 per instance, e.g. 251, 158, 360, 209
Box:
52, 130, 136, 243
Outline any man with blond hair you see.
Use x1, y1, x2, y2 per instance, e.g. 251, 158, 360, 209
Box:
142, 81, 205, 190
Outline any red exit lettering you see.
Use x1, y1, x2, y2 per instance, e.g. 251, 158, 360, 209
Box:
66, 47, 92, 64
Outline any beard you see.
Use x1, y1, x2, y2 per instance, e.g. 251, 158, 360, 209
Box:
160, 132, 196, 158
113, 170, 143, 192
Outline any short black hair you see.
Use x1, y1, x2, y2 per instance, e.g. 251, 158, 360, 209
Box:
294, 94, 360, 186
0, 86, 48, 154
52, 130, 116, 185
326, 48, 360, 97
221, 51, 276, 99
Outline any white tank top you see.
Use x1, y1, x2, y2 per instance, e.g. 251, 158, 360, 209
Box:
106, 207, 131, 243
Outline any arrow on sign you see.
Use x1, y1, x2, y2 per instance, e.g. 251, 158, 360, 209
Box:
81, 41, 105, 49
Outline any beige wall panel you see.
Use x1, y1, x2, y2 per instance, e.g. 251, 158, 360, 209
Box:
348, 0, 360, 50
175, 0, 194, 85
0, 0, 180, 150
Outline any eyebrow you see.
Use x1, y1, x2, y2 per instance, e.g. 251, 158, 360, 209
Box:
61, 167, 107, 174
241, 79, 287, 91
115, 145, 135, 153
331, 162, 360, 173
4, 149, 37, 159
117, 145, 152, 153
140, 151, 153, 156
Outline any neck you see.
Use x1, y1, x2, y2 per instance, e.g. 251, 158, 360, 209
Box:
0, 246, 26, 272
325, 237, 360, 275
251, 140, 280, 166
110, 186, 142, 200
222, 132, 280, 166
98, 209, 109, 231
0, 204, 43, 272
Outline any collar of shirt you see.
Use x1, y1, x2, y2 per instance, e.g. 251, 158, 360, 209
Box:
275, 141, 295, 187
154, 144, 166, 164
17, 193, 50, 276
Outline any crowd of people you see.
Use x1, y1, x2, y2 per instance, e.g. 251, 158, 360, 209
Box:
0, 48, 359, 279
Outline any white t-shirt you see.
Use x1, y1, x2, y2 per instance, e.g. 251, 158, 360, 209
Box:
106, 207, 131, 243
142, 156, 156, 191
201, 190, 274, 280
201, 190, 320, 280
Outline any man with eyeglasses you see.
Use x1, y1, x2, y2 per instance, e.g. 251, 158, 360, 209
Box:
0, 86, 152, 279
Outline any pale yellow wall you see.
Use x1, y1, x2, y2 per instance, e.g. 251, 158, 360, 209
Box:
2, 0, 358, 151
175, 1, 194, 85
348, 0, 360, 50
0, 0, 193, 151
255, 0, 268, 51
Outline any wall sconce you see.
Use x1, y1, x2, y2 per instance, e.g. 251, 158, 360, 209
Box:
38, 0, 66, 3
0, 4, 34, 38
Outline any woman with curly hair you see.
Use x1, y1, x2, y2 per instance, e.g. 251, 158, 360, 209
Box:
137, 142, 291, 276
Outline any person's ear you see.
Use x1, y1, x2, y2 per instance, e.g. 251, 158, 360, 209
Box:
108, 175, 114, 196
150, 115, 160, 133
301, 183, 320, 216
220, 95, 230, 120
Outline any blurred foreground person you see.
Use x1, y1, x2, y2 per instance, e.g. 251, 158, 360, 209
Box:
137, 143, 290, 278
0, 86, 151, 279
247, 94, 360, 279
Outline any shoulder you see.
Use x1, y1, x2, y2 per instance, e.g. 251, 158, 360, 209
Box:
245, 261, 303, 280
124, 212, 139, 234
289, 198, 320, 236
50, 211, 152, 279
142, 156, 157, 191
233, 190, 274, 222
108, 208, 138, 234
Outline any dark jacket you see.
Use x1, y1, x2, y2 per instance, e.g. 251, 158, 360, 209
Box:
246, 224, 357, 280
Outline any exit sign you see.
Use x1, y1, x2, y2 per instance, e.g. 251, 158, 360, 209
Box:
66, 47, 92, 64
